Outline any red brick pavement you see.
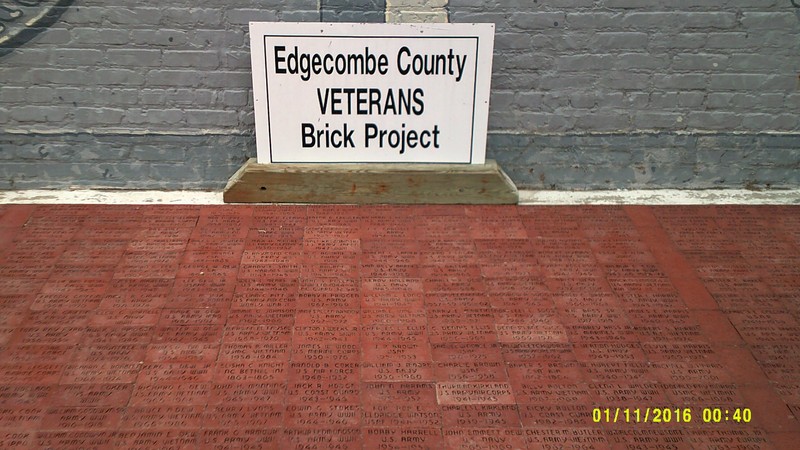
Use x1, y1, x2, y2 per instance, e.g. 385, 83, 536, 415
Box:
0, 204, 798, 449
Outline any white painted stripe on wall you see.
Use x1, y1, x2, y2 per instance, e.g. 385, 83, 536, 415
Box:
1, 189, 798, 205
386, 0, 449, 23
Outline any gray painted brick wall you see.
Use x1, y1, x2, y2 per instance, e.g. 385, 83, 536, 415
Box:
323, 0, 386, 23
450, 0, 800, 135
1, 1, 320, 136
1, 0, 798, 190
449, 0, 800, 188
1, 132, 254, 190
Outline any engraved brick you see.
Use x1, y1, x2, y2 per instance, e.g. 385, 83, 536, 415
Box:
425, 292, 491, 308
362, 361, 435, 382
145, 343, 220, 363
362, 292, 424, 309
72, 344, 148, 363
287, 381, 359, 403
434, 360, 507, 382
292, 343, 359, 364
442, 404, 521, 428
501, 342, 575, 362
666, 384, 743, 405
281, 427, 361, 449
52, 384, 132, 407
202, 428, 279, 447
497, 323, 569, 343
429, 324, 497, 344
0, 430, 31, 448
223, 325, 291, 343
511, 383, 594, 404
12, 326, 84, 346
41, 406, 122, 430
362, 382, 436, 406
360, 262, 420, 278
289, 361, 360, 383
686, 428, 769, 448
1, 344, 75, 364
34, 431, 115, 449
130, 383, 209, 406
0, 407, 44, 429
90, 309, 160, 327
444, 428, 527, 449
226, 309, 295, 326
209, 382, 285, 405
61, 363, 140, 385
120, 405, 203, 429
153, 324, 223, 343
114, 430, 198, 448
573, 342, 645, 361
0, 385, 53, 407
641, 342, 716, 361
363, 341, 432, 362
214, 361, 287, 384
137, 362, 214, 384
284, 403, 360, 427
362, 308, 426, 325
158, 307, 226, 326
436, 382, 515, 405
651, 361, 733, 384
522, 427, 607, 448
0, 363, 64, 385
519, 404, 594, 427
555, 292, 620, 309
294, 309, 359, 327
219, 342, 289, 362
508, 361, 585, 383
363, 428, 442, 449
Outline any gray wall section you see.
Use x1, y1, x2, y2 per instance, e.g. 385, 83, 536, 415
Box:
3, 132, 796, 190
0, 132, 254, 190
322, 0, 386, 23
0, 1, 321, 135
1, 0, 799, 190
490, 133, 800, 190
449, 1, 800, 136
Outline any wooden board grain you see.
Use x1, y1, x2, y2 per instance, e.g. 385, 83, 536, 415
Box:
223, 159, 518, 204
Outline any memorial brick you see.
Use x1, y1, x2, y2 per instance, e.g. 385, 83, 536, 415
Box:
444, 428, 527, 450
41, 406, 123, 430
33, 431, 114, 450
145, 343, 220, 363
119, 405, 203, 429
363, 427, 442, 449
130, 383, 210, 406
209, 382, 285, 405
137, 362, 215, 384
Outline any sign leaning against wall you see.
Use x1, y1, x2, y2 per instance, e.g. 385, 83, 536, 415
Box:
249, 22, 495, 165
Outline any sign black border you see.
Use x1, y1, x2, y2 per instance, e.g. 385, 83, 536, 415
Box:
262, 34, 481, 165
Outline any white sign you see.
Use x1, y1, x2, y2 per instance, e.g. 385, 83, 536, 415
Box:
249, 22, 495, 164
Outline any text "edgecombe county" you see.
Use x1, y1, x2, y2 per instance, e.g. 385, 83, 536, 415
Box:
273, 46, 468, 82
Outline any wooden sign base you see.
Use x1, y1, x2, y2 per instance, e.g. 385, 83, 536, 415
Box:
223, 158, 518, 204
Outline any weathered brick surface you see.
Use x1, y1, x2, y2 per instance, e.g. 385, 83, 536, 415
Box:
324, 0, 386, 22
1, 1, 318, 134
489, 132, 799, 190
451, 0, 799, 188
0, 133, 254, 190
386, 0, 448, 23
450, 0, 800, 135
1, 0, 798, 189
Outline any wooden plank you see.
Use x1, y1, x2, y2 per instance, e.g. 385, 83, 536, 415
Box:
223, 159, 518, 204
